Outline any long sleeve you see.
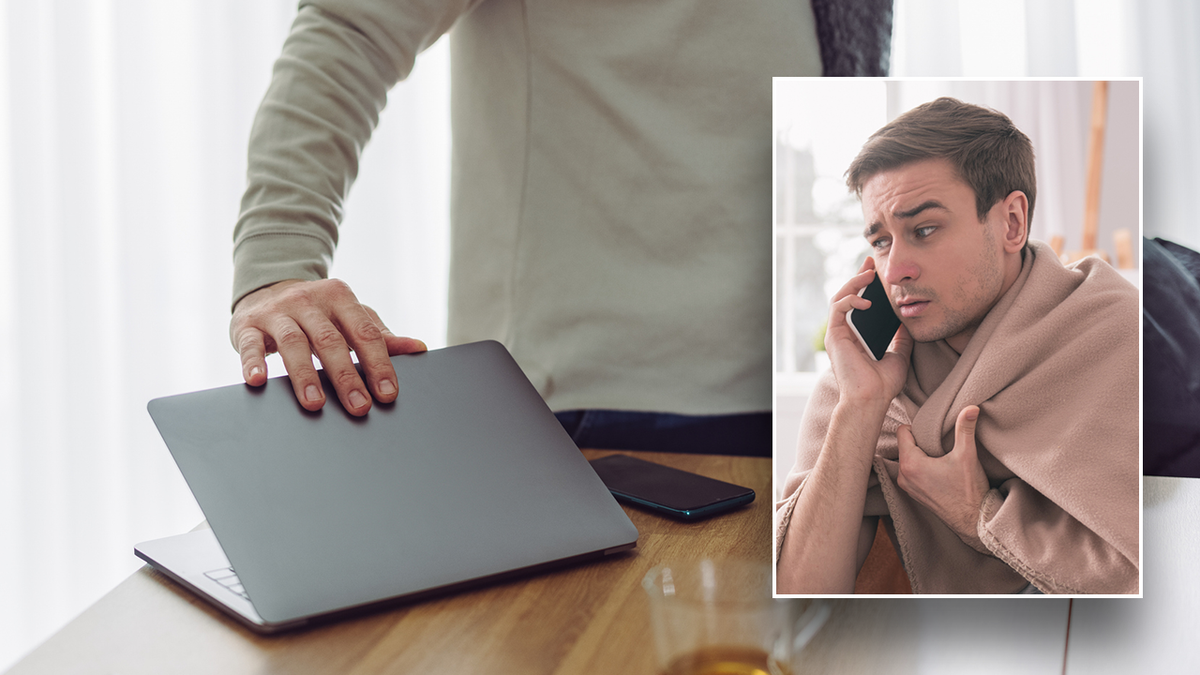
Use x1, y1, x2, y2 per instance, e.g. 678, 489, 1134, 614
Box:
232, 0, 475, 307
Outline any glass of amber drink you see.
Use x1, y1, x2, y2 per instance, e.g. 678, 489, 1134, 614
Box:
642, 560, 828, 675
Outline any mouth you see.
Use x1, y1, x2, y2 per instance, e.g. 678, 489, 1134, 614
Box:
895, 298, 931, 318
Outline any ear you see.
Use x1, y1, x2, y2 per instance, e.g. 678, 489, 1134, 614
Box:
998, 190, 1028, 254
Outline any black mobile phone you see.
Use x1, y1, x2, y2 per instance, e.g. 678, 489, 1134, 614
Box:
588, 454, 755, 522
847, 272, 902, 361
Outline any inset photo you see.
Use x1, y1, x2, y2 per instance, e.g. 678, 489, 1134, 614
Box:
773, 78, 1140, 596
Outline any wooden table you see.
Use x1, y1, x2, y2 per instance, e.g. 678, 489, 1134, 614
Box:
7, 449, 1092, 674
6, 450, 771, 675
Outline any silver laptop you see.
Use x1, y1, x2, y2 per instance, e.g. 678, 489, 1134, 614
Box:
136, 340, 638, 633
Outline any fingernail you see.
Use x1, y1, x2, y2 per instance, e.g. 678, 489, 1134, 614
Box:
249, 366, 263, 380
379, 379, 395, 396
305, 385, 322, 402
349, 390, 367, 409
415, 339, 428, 351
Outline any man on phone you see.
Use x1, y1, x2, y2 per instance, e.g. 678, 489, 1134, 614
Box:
775, 98, 1138, 594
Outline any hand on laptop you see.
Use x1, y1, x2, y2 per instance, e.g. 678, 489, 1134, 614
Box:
230, 279, 426, 416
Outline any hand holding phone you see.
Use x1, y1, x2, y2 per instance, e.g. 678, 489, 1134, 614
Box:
824, 261, 913, 406
847, 272, 902, 361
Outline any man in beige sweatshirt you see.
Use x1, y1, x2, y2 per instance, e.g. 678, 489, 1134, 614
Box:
228, 0, 842, 455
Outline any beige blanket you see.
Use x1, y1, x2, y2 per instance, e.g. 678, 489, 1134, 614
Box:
776, 241, 1139, 594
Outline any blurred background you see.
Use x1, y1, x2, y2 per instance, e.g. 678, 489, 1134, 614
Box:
0, 1, 451, 669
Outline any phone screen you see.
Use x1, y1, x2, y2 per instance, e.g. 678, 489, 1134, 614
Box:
847, 273, 902, 361
588, 454, 755, 521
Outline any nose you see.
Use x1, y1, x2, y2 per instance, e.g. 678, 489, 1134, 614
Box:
879, 240, 919, 286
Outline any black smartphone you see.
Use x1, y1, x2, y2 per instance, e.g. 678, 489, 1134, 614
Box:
588, 454, 755, 521
847, 272, 902, 361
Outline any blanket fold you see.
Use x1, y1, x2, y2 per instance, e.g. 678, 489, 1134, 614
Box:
776, 241, 1139, 594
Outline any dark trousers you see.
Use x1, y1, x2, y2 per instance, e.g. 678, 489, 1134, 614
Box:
554, 409, 770, 457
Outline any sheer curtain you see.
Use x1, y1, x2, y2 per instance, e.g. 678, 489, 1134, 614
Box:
0, 2, 451, 669
891, 0, 1142, 78
1138, 1, 1200, 249
893, 0, 1200, 251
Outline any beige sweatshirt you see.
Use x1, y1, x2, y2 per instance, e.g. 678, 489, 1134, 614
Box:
233, 0, 821, 414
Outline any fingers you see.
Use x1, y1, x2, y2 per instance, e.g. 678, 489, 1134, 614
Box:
362, 306, 428, 356
826, 258, 884, 335
832, 266, 876, 306
384, 335, 428, 356
269, 314, 328, 412
895, 424, 920, 493
301, 319, 374, 416
235, 326, 269, 386
229, 278, 422, 417
953, 405, 980, 458
896, 424, 919, 464
827, 296, 872, 344
329, 311, 396, 406
896, 416, 989, 544
826, 269, 876, 341
898, 407, 980, 462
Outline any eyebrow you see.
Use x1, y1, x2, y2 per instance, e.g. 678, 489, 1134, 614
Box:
862, 200, 948, 239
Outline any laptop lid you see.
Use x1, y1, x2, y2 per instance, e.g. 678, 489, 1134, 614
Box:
144, 340, 638, 626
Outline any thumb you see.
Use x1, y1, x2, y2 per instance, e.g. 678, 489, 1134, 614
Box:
362, 305, 428, 356
954, 406, 980, 456
384, 334, 428, 356
896, 424, 918, 464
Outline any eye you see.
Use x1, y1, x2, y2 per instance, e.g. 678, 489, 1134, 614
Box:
915, 225, 937, 239
869, 236, 890, 251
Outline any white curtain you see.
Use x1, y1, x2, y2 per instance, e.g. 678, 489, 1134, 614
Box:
892, 0, 1142, 78
894, 0, 1200, 253
0, 2, 451, 669
1138, 1, 1200, 249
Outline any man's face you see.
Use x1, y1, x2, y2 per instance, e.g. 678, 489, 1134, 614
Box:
860, 158, 1014, 353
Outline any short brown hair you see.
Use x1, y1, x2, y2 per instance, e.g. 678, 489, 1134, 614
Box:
846, 97, 1037, 227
